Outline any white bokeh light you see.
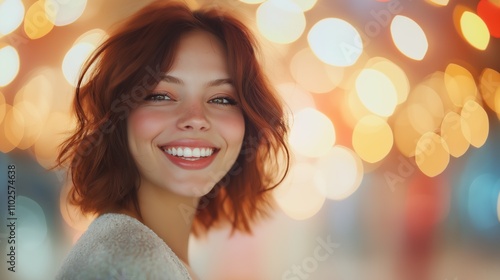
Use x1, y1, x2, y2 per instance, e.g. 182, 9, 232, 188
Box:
62, 42, 95, 87
0, 0, 25, 35
0, 45, 20, 87
239, 0, 266, 3
308, 18, 363, 67
314, 146, 364, 200
274, 162, 326, 220
355, 68, 398, 117
45, 0, 87, 26
289, 108, 336, 158
256, 0, 306, 44
290, 0, 317, 11
390, 15, 428, 60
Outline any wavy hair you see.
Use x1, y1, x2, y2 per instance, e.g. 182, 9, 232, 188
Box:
57, 0, 290, 235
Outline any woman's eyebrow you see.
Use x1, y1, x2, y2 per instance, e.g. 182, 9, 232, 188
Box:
160, 74, 184, 85
206, 78, 233, 87
160, 74, 233, 88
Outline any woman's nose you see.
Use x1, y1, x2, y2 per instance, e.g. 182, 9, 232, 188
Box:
176, 101, 210, 131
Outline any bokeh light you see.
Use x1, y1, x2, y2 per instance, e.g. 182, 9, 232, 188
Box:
289, 0, 317, 11
290, 48, 341, 93
390, 15, 428, 60
415, 132, 450, 177
342, 85, 374, 128
355, 68, 398, 117
393, 105, 427, 157
34, 111, 76, 168
352, 115, 393, 163
0, 91, 5, 124
334, 52, 370, 91
366, 57, 410, 105
75, 28, 108, 45
440, 112, 470, 158
17, 196, 48, 249
308, 18, 363, 67
239, 0, 266, 4
276, 83, 316, 113
274, 162, 326, 220
1, 1, 500, 279
324, 62, 345, 89
13, 100, 43, 150
468, 174, 500, 230
24, 0, 54, 39
289, 108, 336, 158
0, 106, 17, 153
461, 100, 489, 148
13, 72, 54, 126
479, 68, 500, 113
407, 84, 445, 134
423, 71, 460, 113
426, 0, 450, 6
0, 44, 20, 86
45, 0, 88, 26
16, 196, 53, 280
62, 42, 95, 87
460, 11, 490, 50
444, 63, 478, 107
477, 0, 500, 38
3, 104, 24, 151
256, 0, 306, 44
0, 0, 25, 36
314, 146, 364, 200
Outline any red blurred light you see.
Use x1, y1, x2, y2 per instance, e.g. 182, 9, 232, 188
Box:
477, 0, 500, 38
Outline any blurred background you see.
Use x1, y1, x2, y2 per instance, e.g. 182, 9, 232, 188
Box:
1, 0, 500, 279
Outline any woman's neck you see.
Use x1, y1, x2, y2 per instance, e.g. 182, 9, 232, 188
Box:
123, 182, 200, 264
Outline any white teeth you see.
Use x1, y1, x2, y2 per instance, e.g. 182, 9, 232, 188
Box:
183, 148, 192, 157
163, 147, 215, 158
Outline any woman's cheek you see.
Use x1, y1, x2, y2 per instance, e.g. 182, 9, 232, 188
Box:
215, 112, 245, 142
128, 109, 168, 139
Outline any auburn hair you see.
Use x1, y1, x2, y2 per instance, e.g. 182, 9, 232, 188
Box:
57, 0, 290, 235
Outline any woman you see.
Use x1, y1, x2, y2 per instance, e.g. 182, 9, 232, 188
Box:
55, 1, 289, 279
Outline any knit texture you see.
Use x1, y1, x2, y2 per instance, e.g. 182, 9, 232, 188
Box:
56, 213, 192, 280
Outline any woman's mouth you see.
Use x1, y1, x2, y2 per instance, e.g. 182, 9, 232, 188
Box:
159, 146, 219, 168
162, 146, 216, 158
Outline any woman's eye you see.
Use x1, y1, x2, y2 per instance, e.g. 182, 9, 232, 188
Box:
209, 97, 238, 106
144, 93, 172, 102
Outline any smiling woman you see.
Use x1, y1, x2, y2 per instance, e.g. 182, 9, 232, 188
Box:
54, 1, 290, 279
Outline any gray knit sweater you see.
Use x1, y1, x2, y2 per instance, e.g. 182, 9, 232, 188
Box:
56, 213, 192, 280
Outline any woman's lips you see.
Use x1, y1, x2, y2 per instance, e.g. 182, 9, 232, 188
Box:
159, 146, 219, 170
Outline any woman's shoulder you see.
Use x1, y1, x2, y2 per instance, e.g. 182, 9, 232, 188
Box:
76, 213, 166, 257
55, 213, 191, 280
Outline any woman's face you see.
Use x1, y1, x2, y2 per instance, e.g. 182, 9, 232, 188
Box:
127, 31, 245, 198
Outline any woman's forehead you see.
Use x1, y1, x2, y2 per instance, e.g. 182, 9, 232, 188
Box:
163, 31, 229, 75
